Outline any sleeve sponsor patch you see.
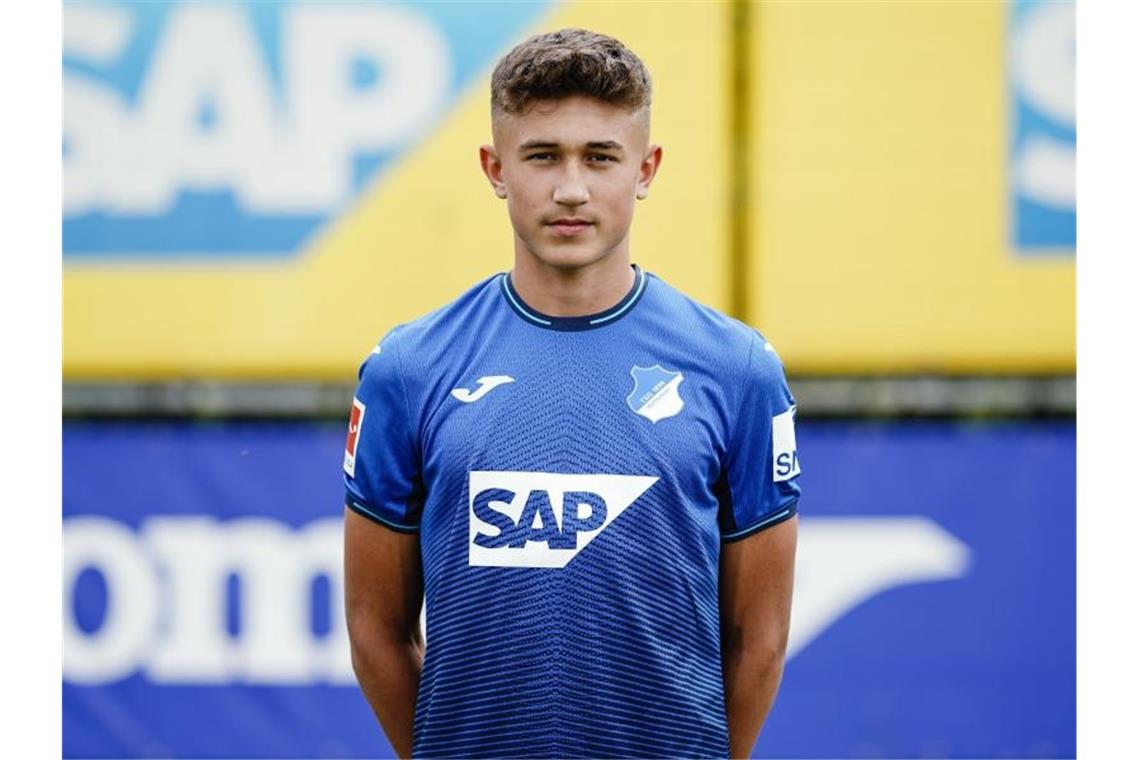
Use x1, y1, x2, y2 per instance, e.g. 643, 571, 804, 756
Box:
772, 406, 800, 482
343, 397, 366, 478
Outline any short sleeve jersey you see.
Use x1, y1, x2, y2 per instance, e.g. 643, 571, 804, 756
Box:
343, 266, 801, 759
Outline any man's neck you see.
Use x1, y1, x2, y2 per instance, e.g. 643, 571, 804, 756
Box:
509, 247, 636, 318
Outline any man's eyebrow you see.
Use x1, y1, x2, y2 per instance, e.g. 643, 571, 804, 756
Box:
517, 140, 625, 152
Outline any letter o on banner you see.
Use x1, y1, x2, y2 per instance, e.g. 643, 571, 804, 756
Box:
64, 517, 159, 684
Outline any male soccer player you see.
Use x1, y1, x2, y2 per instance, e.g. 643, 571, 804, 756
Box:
343, 28, 800, 759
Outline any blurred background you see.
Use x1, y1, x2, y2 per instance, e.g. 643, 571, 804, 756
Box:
62, 1, 1075, 758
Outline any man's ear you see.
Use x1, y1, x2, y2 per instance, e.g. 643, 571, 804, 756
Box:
636, 144, 663, 200
479, 144, 508, 199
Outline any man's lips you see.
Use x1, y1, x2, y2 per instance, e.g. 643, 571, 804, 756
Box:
546, 219, 594, 235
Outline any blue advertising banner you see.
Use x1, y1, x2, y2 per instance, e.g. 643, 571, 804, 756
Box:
63, 420, 1074, 758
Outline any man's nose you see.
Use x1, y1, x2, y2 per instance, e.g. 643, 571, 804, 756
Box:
552, 163, 589, 206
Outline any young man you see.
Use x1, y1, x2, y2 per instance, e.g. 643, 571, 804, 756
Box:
343, 28, 800, 759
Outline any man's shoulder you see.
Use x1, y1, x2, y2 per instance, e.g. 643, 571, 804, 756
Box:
644, 271, 770, 354
643, 271, 790, 395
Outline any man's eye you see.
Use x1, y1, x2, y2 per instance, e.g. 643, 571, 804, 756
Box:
589, 154, 616, 162
527, 153, 555, 161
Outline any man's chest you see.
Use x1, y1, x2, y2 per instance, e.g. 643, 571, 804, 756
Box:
418, 347, 733, 491
414, 344, 734, 569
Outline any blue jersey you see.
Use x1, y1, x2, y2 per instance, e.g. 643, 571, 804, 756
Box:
343, 265, 801, 758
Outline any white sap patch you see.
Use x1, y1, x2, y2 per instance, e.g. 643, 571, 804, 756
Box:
468, 471, 658, 569
772, 406, 800, 482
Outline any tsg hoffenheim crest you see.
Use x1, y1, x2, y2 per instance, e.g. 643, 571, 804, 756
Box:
626, 365, 685, 423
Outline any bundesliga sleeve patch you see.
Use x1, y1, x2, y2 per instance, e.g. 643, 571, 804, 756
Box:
772, 406, 800, 482
343, 397, 366, 478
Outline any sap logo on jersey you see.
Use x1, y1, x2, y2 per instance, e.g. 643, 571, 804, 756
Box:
468, 471, 658, 568
773, 406, 800, 482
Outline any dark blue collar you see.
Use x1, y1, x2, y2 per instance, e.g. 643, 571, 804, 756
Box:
500, 264, 649, 331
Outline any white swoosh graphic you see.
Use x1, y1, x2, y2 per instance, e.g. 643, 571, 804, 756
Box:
451, 375, 515, 404
788, 517, 971, 657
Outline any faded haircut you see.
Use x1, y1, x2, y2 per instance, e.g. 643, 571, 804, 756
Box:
490, 28, 652, 118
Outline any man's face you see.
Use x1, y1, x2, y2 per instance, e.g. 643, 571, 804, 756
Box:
481, 95, 662, 270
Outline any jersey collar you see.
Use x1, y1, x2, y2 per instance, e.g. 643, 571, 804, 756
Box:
500, 264, 649, 332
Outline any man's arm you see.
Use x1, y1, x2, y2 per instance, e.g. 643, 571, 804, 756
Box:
720, 515, 798, 759
344, 507, 424, 759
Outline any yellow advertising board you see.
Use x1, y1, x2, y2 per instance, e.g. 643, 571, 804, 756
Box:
63, 2, 729, 379
65, 1, 1074, 379
749, 1, 1075, 373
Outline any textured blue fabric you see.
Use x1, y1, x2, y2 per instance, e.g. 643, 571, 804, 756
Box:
343, 266, 801, 758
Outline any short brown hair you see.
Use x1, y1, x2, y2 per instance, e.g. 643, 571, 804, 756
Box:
490, 28, 652, 117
